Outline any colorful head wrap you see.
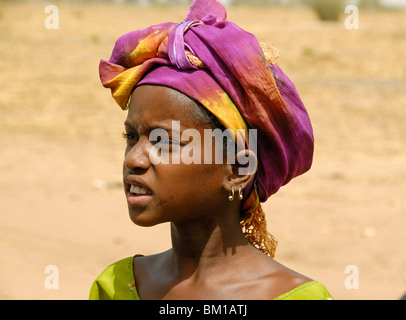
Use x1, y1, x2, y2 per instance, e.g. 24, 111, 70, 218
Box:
99, 0, 314, 257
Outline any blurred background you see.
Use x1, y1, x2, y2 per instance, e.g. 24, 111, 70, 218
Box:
0, 0, 405, 299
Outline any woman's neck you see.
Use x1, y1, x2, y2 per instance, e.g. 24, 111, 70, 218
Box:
168, 212, 250, 282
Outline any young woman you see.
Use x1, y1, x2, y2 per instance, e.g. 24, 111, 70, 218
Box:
89, 0, 332, 300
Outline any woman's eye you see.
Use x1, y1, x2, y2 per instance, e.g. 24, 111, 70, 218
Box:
157, 137, 181, 147
122, 132, 139, 142
159, 138, 179, 145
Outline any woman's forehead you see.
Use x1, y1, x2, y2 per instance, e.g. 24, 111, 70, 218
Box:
126, 85, 208, 130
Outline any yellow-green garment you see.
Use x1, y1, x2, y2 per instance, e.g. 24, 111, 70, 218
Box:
89, 256, 333, 300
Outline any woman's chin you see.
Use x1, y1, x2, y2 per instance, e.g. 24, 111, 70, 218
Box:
128, 209, 162, 227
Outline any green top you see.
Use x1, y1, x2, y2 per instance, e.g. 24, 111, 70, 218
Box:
89, 256, 333, 300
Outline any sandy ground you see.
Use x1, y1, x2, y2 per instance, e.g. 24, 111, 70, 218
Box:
0, 1, 405, 300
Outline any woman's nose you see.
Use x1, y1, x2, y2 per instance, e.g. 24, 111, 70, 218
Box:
124, 137, 151, 171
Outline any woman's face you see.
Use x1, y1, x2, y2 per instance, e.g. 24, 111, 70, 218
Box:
123, 85, 229, 227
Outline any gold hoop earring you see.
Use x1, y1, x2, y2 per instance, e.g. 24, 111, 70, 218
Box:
238, 187, 243, 200
228, 188, 234, 201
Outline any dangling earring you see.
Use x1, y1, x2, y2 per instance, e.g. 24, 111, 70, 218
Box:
238, 186, 244, 200
228, 188, 234, 201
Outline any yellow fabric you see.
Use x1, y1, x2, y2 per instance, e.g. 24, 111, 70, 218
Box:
273, 281, 333, 300
89, 256, 333, 300
89, 256, 141, 300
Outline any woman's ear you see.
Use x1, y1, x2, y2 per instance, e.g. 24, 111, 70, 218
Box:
222, 149, 258, 192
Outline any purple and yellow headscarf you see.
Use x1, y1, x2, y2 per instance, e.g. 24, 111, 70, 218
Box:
99, 0, 314, 257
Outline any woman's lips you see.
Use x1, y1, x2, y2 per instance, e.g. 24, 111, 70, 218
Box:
123, 174, 153, 194
123, 175, 153, 207
126, 191, 153, 207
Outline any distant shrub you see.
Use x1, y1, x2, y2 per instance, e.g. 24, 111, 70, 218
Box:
358, 0, 384, 10
304, 0, 344, 21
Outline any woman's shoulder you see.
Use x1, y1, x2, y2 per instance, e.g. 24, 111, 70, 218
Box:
265, 259, 333, 300
89, 255, 142, 300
